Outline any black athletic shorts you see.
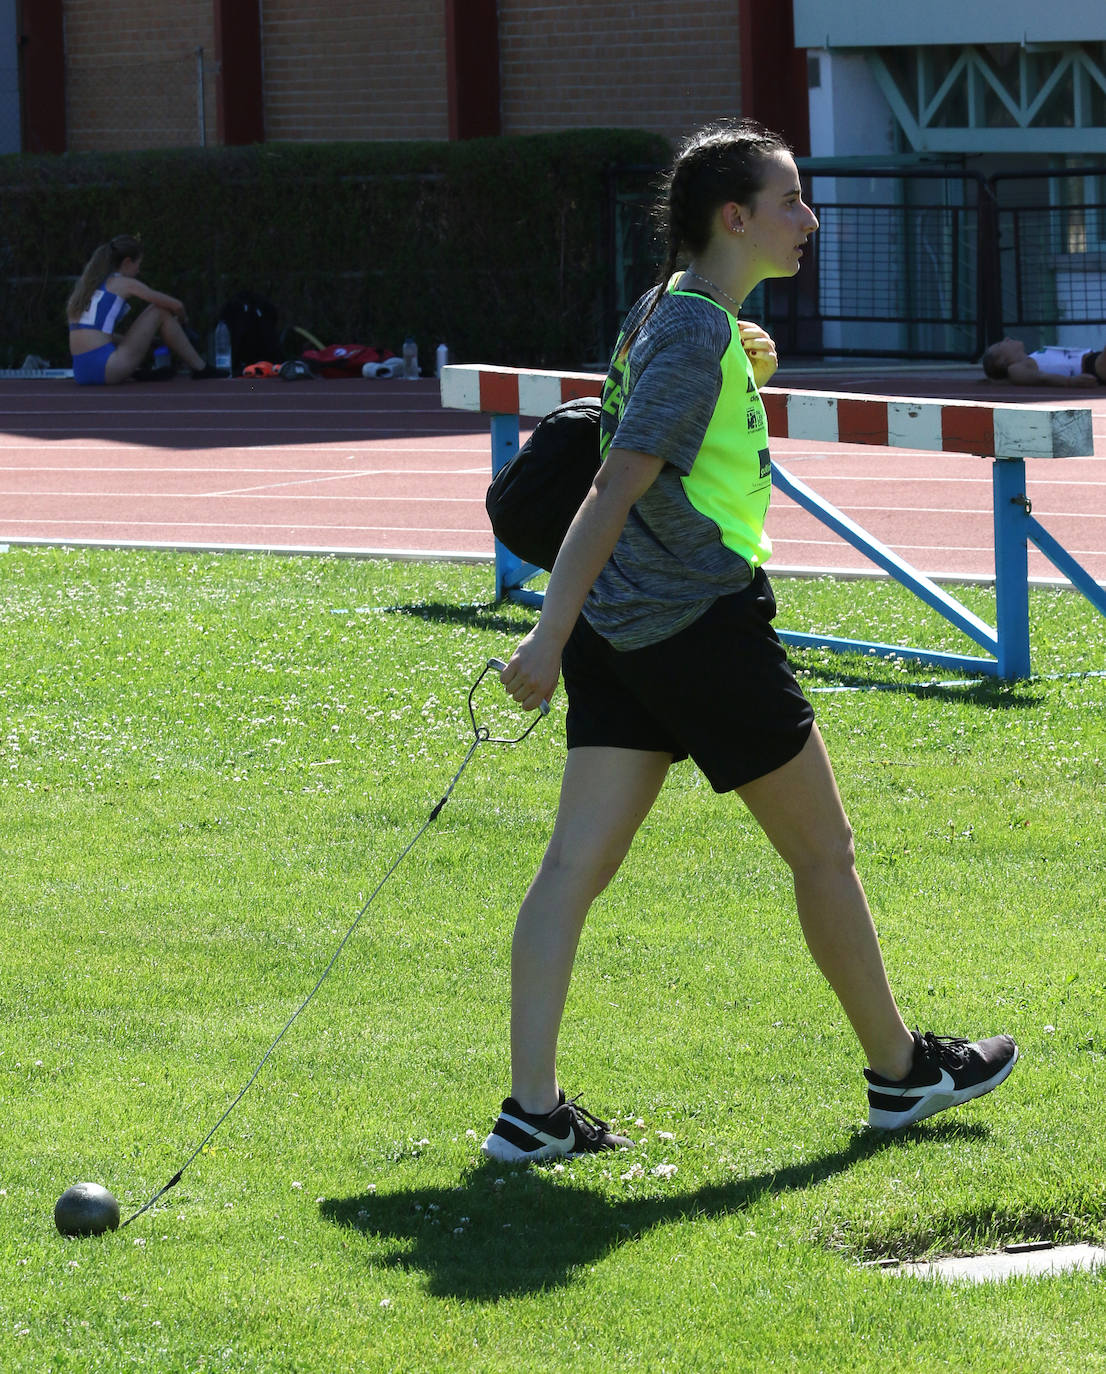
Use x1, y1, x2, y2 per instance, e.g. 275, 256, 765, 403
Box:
562, 569, 815, 793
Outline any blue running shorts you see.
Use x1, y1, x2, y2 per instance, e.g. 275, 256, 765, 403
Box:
71, 343, 117, 386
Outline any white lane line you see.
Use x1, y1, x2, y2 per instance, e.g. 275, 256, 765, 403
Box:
0, 489, 486, 505
0, 444, 492, 456
0, 423, 476, 435
772, 502, 1106, 520
782, 473, 1106, 488
0, 516, 491, 535
204, 471, 479, 495
0, 464, 483, 474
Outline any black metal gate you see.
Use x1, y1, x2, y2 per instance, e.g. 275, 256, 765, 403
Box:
604, 162, 1106, 361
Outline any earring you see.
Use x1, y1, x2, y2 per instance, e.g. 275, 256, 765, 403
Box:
732, 224, 744, 234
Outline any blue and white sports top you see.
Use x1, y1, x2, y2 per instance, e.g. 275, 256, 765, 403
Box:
71, 278, 130, 332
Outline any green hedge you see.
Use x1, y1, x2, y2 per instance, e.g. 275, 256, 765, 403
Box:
0, 130, 671, 370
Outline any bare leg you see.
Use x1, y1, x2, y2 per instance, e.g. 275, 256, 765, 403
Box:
104, 307, 162, 383
509, 746, 671, 1114
156, 313, 205, 371
105, 306, 204, 383
738, 725, 914, 1080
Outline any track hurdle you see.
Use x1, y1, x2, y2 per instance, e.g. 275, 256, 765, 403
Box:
440, 363, 1101, 679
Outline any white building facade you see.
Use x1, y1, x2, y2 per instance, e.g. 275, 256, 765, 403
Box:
792, 1, 1106, 354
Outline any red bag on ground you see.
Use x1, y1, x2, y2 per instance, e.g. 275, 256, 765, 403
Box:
301, 345, 395, 378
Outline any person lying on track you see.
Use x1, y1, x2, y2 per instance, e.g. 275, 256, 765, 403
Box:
981, 337, 1106, 387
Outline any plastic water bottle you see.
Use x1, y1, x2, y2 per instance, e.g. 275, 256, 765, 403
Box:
402, 336, 419, 381
214, 320, 232, 374
435, 342, 449, 377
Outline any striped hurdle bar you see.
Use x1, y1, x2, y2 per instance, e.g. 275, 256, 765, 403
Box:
440, 364, 1101, 678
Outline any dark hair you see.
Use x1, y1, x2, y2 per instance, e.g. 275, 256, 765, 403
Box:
619, 119, 792, 357
980, 343, 1010, 380
66, 234, 143, 321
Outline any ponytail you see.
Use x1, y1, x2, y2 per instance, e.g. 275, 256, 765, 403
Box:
617, 119, 789, 361
66, 233, 143, 321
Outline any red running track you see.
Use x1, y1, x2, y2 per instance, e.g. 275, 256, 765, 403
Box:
1, 370, 1104, 584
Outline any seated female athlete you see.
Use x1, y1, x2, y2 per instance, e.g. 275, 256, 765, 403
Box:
67, 234, 225, 384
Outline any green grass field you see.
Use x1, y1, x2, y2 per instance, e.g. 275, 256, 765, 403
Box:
2, 547, 1104, 1372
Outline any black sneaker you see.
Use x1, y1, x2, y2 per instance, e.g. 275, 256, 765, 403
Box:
481, 1091, 634, 1163
865, 1030, 1019, 1130
190, 364, 230, 380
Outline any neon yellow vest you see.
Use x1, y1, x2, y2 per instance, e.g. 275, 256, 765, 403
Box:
670, 290, 772, 569
602, 289, 772, 571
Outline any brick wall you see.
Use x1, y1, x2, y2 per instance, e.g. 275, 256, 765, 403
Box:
260, 0, 449, 141
498, 0, 743, 143
57, 1, 745, 153
62, 0, 217, 152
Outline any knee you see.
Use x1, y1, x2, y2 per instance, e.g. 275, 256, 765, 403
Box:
536, 834, 626, 904
787, 818, 856, 883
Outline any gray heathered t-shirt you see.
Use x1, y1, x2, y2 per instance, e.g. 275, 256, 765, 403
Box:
583, 288, 763, 650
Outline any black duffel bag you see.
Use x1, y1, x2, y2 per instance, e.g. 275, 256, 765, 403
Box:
484, 396, 601, 573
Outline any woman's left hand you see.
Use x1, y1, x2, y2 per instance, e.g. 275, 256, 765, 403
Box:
738, 320, 778, 389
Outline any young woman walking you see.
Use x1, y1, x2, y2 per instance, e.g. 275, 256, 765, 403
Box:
67, 234, 224, 384
482, 119, 1017, 1162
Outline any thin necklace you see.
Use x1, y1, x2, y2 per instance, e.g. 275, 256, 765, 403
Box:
684, 269, 742, 314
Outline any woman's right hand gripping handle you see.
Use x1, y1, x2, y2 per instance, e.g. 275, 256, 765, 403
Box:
497, 631, 558, 715
496, 446, 666, 716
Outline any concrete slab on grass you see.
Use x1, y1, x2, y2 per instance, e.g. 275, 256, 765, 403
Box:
877, 1243, 1106, 1284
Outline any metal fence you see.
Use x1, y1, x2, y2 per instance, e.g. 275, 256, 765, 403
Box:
63, 48, 210, 154
992, 169, 1106, 350
605, 163, 1106, 361
0, 59, 18, 154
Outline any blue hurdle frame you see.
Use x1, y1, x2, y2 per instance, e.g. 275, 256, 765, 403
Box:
491, 414, 546, 609
489, 411, 1106, 679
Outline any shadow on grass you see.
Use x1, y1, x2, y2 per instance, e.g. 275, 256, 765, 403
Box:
320, 1120, 985, 1300
379, 603, 1060, 711
383, 604, 1048, 708
798, 665, 1044, 709
379, 599, 538, 637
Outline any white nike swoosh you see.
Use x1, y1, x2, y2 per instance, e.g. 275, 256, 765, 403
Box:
879, 1067, 957, 1099
499, 1112, 574, 1148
